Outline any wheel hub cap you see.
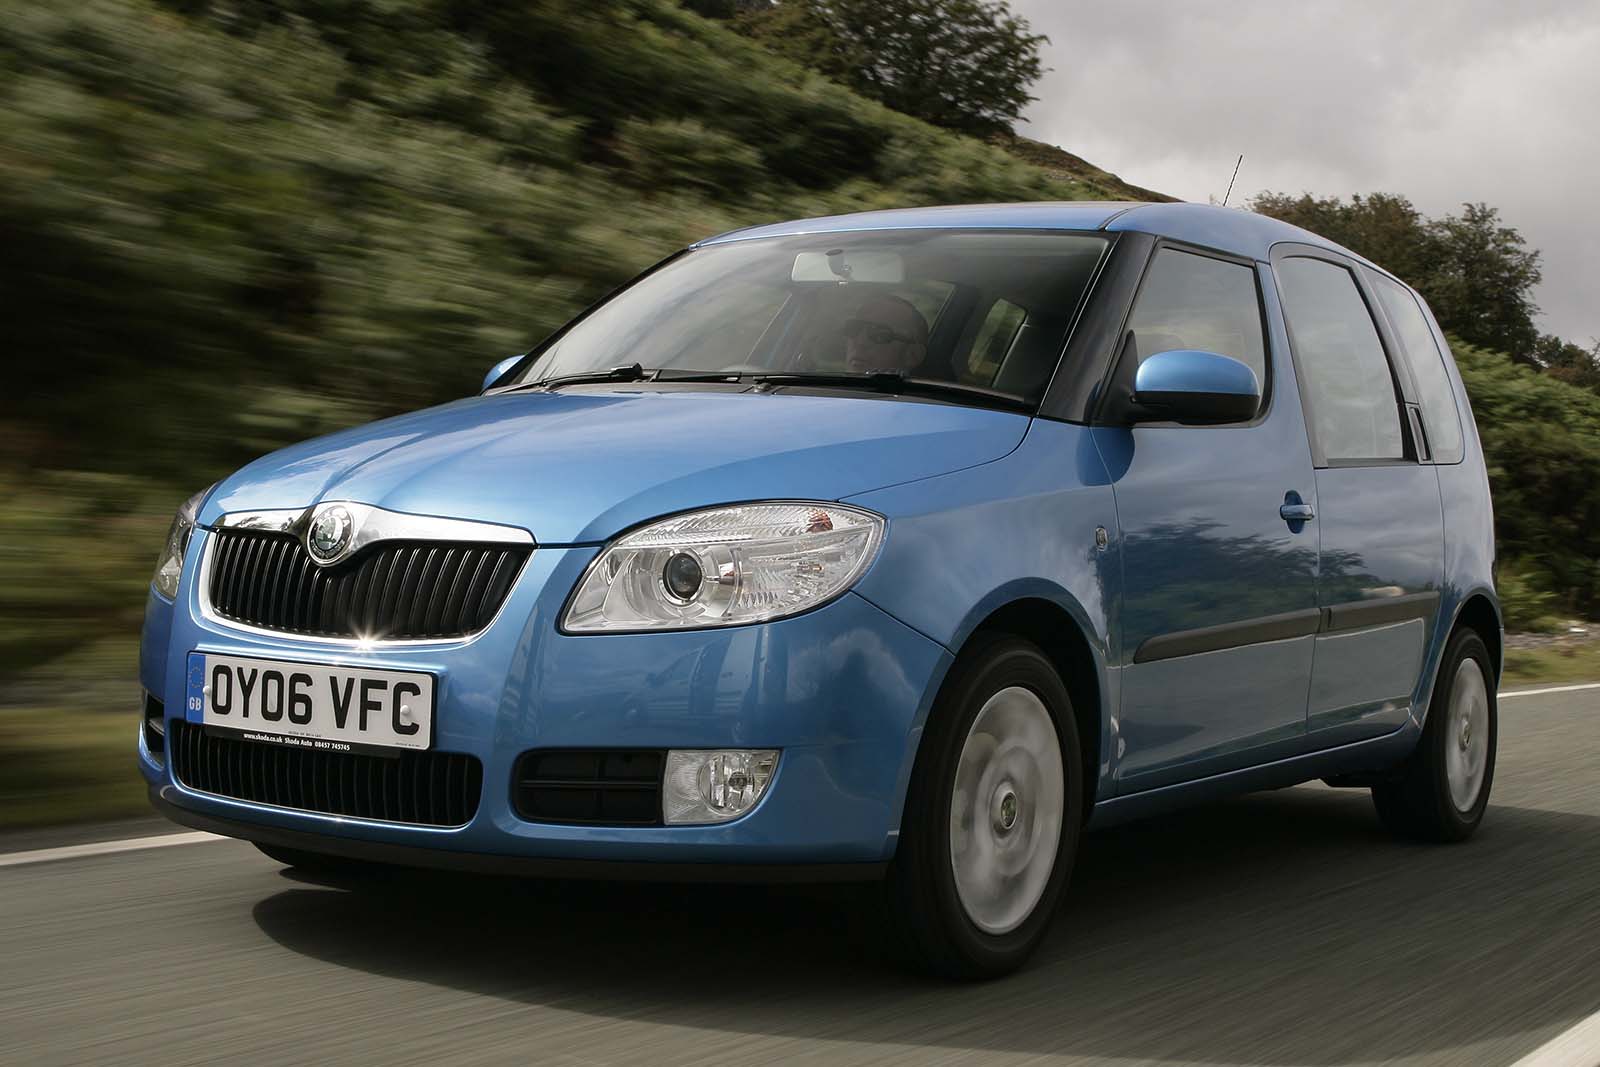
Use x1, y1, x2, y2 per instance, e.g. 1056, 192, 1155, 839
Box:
949, 686, 1065, 935
993, 786, 1019, 832
1444, 658, 1490, 812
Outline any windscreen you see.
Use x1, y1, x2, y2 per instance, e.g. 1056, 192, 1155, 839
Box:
515, 229, 1110, 403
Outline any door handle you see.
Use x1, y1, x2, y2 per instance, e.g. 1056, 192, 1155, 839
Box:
1280, 502, 1315, 522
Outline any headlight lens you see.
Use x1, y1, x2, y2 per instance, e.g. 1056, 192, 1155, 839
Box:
151, 487, 211, 599
563, 502, 884, 632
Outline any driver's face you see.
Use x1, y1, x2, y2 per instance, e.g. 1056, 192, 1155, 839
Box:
844, 297, 928, 374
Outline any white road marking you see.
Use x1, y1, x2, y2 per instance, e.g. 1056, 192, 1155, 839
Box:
0, 831, 222, 869
1508, 1009, 1600, 1067
1499, 682, 1600, 700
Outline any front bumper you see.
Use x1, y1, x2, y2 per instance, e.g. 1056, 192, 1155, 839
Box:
149, 789, 887, 882
139, 532, 951, 869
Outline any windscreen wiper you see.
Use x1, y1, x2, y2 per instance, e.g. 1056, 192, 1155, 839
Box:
513, 366, 1030, 410
748, 372, 1034, 413
517, 364, 745, 391
520, 363, 650, 391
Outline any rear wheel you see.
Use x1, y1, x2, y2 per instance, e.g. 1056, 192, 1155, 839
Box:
887, 635, 1083, 979
1373, 628, 1496, 842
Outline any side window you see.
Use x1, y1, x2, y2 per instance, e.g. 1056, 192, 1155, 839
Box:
962, 298, 1027, 385
1276, 257, 1405, 462
1369, 272, 1464, 463
1126, 248, 1268, 396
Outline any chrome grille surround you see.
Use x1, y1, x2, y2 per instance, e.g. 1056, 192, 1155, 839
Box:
198, 502, 534, 646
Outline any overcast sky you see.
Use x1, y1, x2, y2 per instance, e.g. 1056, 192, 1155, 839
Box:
1014, 0, 1600, 347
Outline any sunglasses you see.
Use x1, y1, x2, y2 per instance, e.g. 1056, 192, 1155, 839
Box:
842, 318, 918, 346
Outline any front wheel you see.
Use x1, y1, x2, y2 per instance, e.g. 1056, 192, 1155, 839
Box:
887, 635, 1083, 979
1372, 628, 1497, 842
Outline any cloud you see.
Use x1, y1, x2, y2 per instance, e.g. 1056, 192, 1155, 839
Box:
1014, 0, 1600, 344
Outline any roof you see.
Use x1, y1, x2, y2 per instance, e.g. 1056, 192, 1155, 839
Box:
697, 201, 1375, 268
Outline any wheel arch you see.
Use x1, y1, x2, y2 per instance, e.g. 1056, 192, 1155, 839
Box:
1410, 588, 1501, 737
895, 591, 1109, 833
1452, 590, 1504, 684
969, 598, 1105, 821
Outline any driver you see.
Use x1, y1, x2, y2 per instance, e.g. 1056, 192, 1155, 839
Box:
842, 294, 929, 375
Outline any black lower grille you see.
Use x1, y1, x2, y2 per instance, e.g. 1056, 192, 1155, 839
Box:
142, 691, 165, 765
207, 528, 530, 640
171, 722, 481, 827
514, 750, 664, 826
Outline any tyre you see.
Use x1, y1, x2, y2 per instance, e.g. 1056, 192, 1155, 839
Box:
253, 842, 386, 879
887, 634, 1083, 979
1372, 628, 1496, 842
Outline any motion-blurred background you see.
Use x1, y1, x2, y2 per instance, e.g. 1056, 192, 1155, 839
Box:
3, 0, 1597, 830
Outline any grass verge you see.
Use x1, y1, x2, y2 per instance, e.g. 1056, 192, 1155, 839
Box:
1502, 640, 1600, 688
0, 708, 148, 831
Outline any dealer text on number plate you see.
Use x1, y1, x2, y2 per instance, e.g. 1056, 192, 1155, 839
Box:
186, 651, 435, 754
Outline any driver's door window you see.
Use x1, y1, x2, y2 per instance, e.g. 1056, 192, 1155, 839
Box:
1126, 248, 1268, 393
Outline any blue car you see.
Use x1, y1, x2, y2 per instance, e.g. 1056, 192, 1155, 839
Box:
141, 201, 1499, 977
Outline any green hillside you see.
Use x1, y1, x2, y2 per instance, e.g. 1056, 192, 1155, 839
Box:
1, 0, 1152, 476
995, 134, 1178, 203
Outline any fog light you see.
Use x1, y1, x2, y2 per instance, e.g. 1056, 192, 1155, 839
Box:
663, 749, 779, 824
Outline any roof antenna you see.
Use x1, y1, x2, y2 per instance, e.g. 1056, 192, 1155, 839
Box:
1222, 154, 1244, 207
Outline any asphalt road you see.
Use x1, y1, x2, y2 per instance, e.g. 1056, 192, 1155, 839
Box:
4, 686, 1598, 1066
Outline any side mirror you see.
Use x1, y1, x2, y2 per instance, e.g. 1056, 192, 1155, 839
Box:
481, 354, 525, 393
1131, 349, 1260, 425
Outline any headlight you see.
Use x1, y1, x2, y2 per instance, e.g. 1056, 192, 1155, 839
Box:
151, 486, 211, 599
563, 502, 884, 632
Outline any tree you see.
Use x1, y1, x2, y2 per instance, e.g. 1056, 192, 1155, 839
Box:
1249, 191, 1438, 285
1535, 333, 1600, 391
1250, 194, 1543, 362
1426, 202, 1542, 359
738, 0, 1048, 135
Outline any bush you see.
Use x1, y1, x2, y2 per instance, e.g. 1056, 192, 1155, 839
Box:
615, 118, 766, 196
1453, 340, 1600, 615
1496, 560, 1561, 633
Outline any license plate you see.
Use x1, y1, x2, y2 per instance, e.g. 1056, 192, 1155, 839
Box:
186, 652, 435, 756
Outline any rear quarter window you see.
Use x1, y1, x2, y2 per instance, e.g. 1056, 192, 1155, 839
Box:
1368, 272, 1465, 463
